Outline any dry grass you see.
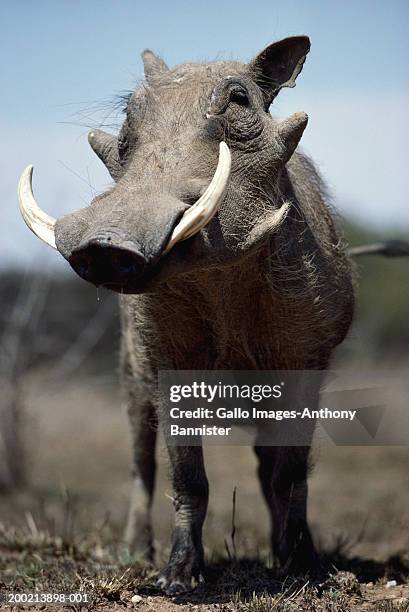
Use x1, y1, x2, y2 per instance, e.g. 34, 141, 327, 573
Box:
0, 370, 408, 610
2, 520, 409, 611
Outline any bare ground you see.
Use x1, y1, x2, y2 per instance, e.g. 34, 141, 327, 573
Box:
1, 371, 409, 611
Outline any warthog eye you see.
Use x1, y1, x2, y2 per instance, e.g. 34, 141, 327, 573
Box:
118, 134, 129, 159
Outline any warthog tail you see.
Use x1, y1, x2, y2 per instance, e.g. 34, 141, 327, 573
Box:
348, 240, 409, 258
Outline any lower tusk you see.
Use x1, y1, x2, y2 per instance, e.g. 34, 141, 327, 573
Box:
18, 165, 57, 250
163, 141, 231, 254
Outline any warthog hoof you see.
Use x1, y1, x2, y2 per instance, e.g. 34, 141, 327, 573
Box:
156, 528, 204, 595
155, 576, 190, 595
275, 527, 320, 575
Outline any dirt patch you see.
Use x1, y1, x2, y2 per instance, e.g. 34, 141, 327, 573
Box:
1, 534, 409, 611
1, 374, 409, 610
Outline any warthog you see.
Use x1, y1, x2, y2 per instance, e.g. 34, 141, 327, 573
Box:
19, 37, 355, 593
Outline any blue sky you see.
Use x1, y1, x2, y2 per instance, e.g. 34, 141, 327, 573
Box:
1, 0, 408, 268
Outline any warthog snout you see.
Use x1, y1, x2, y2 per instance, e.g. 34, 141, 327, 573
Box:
18, 144, 231, 293
56, 192, 189, 291
69, 239, 148, 289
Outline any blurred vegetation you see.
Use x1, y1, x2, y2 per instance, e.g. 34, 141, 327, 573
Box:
343, 221, 409, 357
0, 220, 407, 376
0, 272, 119, 376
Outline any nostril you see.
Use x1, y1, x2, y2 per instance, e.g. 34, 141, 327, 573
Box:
70, 252, 91, 279
69, 242, 147, 287
77, 261, 89, 277
117, 250, 145, 277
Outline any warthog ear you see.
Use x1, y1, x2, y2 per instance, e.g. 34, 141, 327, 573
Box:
248, 36, 310, 107
142, 49, 169, 80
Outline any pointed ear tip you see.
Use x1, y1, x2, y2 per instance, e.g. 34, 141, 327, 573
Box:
142, 49, 169, 76
293, 35, 311, 49
280, 35, 310, 56
272, 35, 311, 51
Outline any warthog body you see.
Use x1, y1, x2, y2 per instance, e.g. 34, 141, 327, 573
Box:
19, 37, 354, 593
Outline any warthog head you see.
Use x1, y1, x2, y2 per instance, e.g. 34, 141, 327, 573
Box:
19, 37, 310, 293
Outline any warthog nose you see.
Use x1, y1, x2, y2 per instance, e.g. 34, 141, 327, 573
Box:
69, 239, 147, 288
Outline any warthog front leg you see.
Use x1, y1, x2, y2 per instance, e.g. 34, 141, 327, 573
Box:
254, 444, 317, 572
157, 444, 209, 595
124, 396, 157, 562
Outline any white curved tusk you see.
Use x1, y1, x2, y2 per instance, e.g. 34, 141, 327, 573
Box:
18, 165, 57, 250
164, 141, 231, 254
